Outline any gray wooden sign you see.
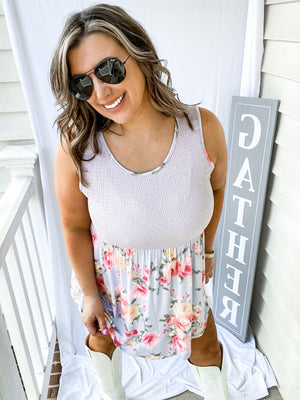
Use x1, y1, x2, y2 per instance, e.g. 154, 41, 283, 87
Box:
213, 96, 279, 342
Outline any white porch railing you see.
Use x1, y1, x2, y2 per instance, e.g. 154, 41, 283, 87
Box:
0, 146, 56, 400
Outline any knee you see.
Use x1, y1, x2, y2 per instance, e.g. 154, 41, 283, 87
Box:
88, 334, 116, 359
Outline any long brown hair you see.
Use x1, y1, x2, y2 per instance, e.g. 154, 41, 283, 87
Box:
50, 3, 192, 185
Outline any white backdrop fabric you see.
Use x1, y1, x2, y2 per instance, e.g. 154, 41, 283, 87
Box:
2, 0, 277, 399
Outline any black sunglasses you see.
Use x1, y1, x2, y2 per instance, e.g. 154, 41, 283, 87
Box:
69, 55, 130, 101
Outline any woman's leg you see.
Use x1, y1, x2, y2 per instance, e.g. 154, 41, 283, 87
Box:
85, 333, 126, 400
88, 332, 116, 359
189, 309, 231, 399
189, 309, 222, 367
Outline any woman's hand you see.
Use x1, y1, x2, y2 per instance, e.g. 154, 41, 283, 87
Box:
205, 257, 215, 284
82, 294, 108, 336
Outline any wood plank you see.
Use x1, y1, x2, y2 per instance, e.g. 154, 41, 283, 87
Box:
268, 174, 300, 227
255, 250, 299, 319
261, 73, 300, 121
271, 143, 300, 187
260, 215, 298, 271
0, 82, 28, 113
265, 196, 300, 259
251, 294, 300, 375
262, 40, 300, 82
265, 0, 299, 4
264, 2, 300, 41
0, 112, 33, 140
250, 307, 298, 390
0, 50, 19, 82
250, 307, 300, 396
0, 15, 11, 50
275, 113, 300, 158
255, 248, 299, 317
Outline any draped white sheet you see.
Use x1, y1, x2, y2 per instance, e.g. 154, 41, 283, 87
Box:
2, 0, 277, 398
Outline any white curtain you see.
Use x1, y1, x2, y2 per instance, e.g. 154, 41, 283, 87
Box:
2, 0, 276, 399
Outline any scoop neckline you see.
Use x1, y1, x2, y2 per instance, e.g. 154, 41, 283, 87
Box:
100, 121, 178, 176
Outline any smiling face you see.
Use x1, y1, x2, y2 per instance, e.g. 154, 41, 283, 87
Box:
68, 33, 151, 126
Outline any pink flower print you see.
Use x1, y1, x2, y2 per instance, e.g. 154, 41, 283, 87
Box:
91, 232, 98, 246
172, 335, 189, 353
192, 312, 199, 322
178, 256, 192, 278
173, 316, 192, 333
141, 332, 161, 350
121, 296, 129, 317
125, 248, 135, 257
96, 275, 107, 293
125, 328, 138, 338
142, 267, 151, 282
131, 284, 148, 299
104, 251, 115, 270
166, 315, 173, 324
160, 276, 169, 285
108, 327, 120, 347
171, 260, 179, 278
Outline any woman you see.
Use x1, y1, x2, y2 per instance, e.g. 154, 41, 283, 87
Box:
51, 4, 229, 400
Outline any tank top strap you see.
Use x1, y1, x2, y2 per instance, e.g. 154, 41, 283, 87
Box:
188, 106, 214, 168
188, 107, 205, 147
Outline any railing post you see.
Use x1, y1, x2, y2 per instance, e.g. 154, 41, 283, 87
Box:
0, 145, 46, 226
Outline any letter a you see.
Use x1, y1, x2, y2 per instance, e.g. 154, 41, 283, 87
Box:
233, 158, 255, 193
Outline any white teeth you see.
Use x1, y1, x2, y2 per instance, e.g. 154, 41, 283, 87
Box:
104, 94, 124, 109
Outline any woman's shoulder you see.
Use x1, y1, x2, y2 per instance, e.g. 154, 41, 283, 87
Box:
55, 140, 78, 183
198, 107, 220, 127
197, 107, 226, 166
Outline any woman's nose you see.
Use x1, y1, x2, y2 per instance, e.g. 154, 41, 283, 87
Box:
90, 75, 111, 101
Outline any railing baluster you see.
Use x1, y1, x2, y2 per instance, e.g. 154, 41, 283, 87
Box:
26, 206, 53, 325
19, 219, 49, 348
9, 238, 45, 373
0, 260, 40, 400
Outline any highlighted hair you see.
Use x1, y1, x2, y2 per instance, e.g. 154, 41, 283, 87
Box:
50, 3, 191, 185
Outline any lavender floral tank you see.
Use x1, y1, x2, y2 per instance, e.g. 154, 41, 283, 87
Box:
71, 107, 214, 359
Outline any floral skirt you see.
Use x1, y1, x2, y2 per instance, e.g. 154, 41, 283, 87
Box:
71, 228, 212, 359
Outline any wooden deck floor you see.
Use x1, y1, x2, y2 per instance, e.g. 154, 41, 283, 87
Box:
47, 341, 61, 399
168, 387, 282, 399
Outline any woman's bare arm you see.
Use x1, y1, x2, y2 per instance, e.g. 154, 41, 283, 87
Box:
200, 108, 228, 282
55, 143, 108, 335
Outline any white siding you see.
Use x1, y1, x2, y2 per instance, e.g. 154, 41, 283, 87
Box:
0, 3, 34, 194
250, 2, 300, 399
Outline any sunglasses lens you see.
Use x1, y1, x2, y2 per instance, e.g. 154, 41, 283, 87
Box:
69, 58, 127, 100
95, 58, 126, 84
69, 75, 93, 100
